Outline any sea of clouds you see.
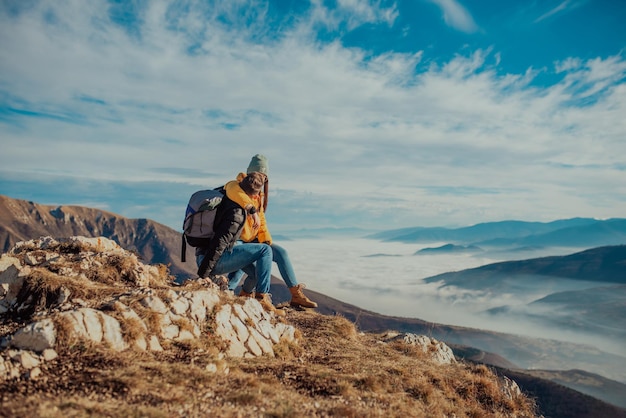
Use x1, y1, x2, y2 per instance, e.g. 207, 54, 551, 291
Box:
279, 236, 625, 357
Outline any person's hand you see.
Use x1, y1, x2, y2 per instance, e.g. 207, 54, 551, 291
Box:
251, 212, 260, 229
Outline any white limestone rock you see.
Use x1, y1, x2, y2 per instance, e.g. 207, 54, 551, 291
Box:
60, 308, 128, 351
384, 333, 457, 365
0, 255, 24, 314
248, 326, 274, 356
148, 335, 164, 351
42, 348, 58, 361
9, 349, 41, 369
140, 295, 168, 314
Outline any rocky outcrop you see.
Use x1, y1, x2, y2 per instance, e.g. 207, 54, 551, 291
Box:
381, 331, 457, 365
0, 195, 197, 280
0, 236, 297, 380
380, 332, 522, 401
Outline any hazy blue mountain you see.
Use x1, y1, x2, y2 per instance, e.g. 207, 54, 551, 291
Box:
415, 243, 483, 254
367, 218, 601, 244
531, 285, 626, 337
475, 218, 626, 248
424, 245, 626, 285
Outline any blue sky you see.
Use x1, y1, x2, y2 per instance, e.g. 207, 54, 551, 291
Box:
1, 0, 625, 232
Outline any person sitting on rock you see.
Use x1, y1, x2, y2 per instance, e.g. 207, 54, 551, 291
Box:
195, 172, 285, 317
224, 154, 318, 309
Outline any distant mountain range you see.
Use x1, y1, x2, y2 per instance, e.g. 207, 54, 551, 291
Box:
415, 243, 483, 254
368, 217, 626, 248
2, 194, 625, 412
424, 245, 626, 284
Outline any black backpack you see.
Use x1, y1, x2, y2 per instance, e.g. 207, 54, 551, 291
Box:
180, 188, 223, 262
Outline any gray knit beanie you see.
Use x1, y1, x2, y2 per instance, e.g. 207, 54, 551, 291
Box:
247, 154, 269, 176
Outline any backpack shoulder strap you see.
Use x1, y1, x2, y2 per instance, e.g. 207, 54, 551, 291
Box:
181, 233, 187, 262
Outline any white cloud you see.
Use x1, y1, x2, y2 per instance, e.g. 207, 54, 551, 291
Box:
534, 0, 587, 23
428, 0, 479, 33
1, 0, 625, 230
337, 0, 398, 28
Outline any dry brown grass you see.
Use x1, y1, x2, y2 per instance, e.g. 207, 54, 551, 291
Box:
20, 268, 86, 299
14, 268, 123, 319
117, 315, 146, 343
1, 308, 537, 418
1, 241, 536, 417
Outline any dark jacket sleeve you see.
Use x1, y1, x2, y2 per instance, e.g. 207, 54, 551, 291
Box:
197, 197, 246, 277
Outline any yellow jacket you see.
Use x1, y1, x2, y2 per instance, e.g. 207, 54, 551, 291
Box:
224, 172, 272, 244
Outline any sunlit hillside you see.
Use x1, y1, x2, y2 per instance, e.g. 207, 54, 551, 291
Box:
0, 236, 538, 417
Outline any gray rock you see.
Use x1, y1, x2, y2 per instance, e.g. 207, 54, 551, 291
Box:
11, 319, 56, 351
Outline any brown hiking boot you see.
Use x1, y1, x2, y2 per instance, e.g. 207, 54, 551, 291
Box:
239, 289, 255, 298
255, 293, 286, 317
289, 284, 318, 308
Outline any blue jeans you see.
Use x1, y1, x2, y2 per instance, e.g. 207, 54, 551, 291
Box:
228, 243, 297, 293
196, 243, 273, 294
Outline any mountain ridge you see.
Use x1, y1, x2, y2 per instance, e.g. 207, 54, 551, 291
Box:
0, 194, 197, 280
368, 217, 626, 248
424, 245, 626, 284
2, 194, 625, 411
